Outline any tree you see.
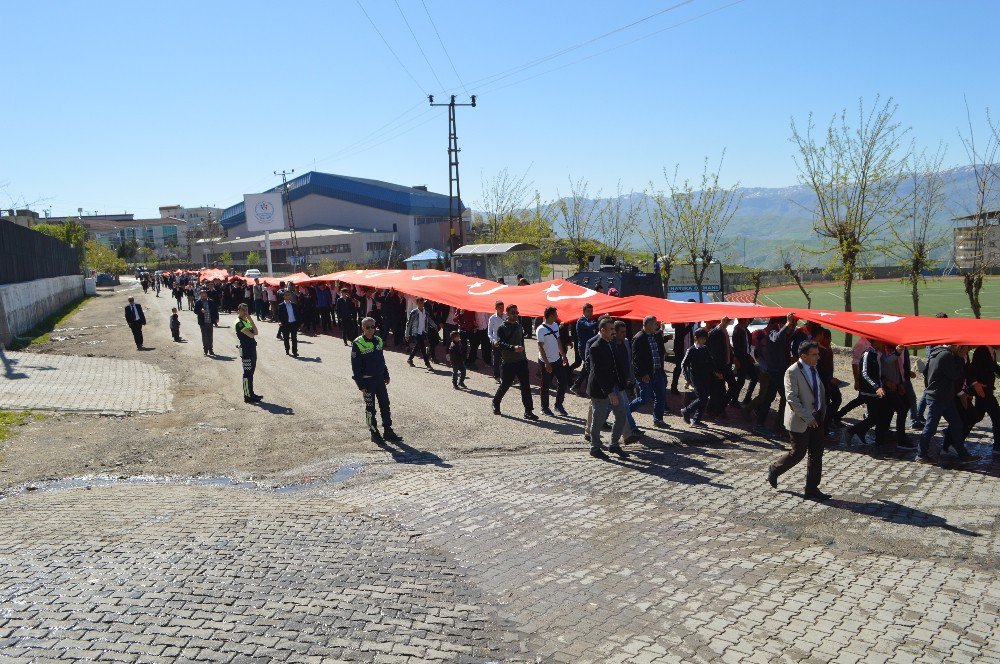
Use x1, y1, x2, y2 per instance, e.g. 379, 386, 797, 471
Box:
32, 218, 88, 266
314, 257, 338, 275
644, 173, 686, 294
955, 105, 1000, 319
747, 267, 766, 304
885, 145, 950, 316
117, 239, 138, 261
670, 155, 742, 302
473, 167, 533, 243
137, 246, 156, 264
599, 181, 643, 259
86, 240, 127, 275
247, 250, 261, 267
555, 177, 604, 271
219, 250, 233, 266
791, 96, 910, 344
779, 245, 813, 308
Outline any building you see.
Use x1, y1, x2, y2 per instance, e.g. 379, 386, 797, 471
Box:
194, 227, 399, 269
219, 171, 466, 260
0, 209, 40, 228
158, 204, 223, 229
953, 211, 1000, 270
87, 217, 191, 259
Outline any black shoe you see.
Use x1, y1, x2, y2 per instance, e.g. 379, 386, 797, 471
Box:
383, 428, 402, 443
459, 381, 467, 388
653, 419, 669, 428
589, 447, 609, 460
691, 421, 707, 429
624, 432, 641, 444
608, 444, 629, 459
292, 352, 299, 357
682, 410, 691, 425
286, 351, 291, 356
251, 394, 263, 401
492, 403, 501, 415
371, 430, 385, 444
897, 439, 917, 450
524, 412, 539, 421
453, 384, 460, 389
804, 489, 832, 502
767, 469, 778, 489
407, 359, 415, 366
424, 362, 433, 370
957, 454, 980, 465
916, 455, 936, 465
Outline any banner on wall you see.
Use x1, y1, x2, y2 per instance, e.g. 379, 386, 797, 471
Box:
243, 193, 287, 233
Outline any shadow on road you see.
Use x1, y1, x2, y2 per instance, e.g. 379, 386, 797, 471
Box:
250, 401, 295, 415
375, 437, 452, 468
0, 347, 28, 380
827, 498, 982, 537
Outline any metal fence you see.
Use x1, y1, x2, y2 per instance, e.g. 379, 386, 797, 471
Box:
0, 220, 80, 285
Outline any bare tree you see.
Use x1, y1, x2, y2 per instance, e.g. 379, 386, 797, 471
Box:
555, 176, 605, 271
670, 154, 742, 302
747, 268, 766, 304
955, 104, 1000, 319
885, 144, 949, 316
791, 96, 910, 345
473, 167, 533, 243
643, 176, 685, 294
779, 245, 813, 308
599, 181, 643, 259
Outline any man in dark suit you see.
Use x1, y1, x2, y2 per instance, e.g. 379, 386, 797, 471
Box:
124, 296, 146, 350
706, 317, 735, 417
969, 344, 1000, 453
629, 315, 671, 428
587, 317, 629, 460
277, 290, 301, 357
729, 317, 758, 406
336, 287, 359, 346
193, 289, 219, 356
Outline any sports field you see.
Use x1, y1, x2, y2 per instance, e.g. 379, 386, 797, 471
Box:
755, 277, 1000, 346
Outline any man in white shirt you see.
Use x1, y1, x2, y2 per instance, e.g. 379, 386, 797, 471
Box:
536, 306, 568, 416
487, 300, 505, 381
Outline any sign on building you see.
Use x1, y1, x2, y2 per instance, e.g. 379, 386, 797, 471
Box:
243, 193, 287, 233
667, 261, 723, 293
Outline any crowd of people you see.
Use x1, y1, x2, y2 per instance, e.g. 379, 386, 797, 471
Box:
127, 272, 997, 500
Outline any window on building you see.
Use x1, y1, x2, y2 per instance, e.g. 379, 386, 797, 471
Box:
366, 241, 394, 252
415, 216, 448, 226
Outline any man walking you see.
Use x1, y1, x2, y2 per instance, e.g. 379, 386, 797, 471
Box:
587, 318, 630, 460
336, 287, 359, 346
753, 314, 797, 437
706, 317, 734, 418
235, 303, 262, 403
767, 341, 830, 501
729, 317, 758, 406
487, 300, 505, 381
630, 315, 670, 428
277, 290, 301, 357
573, 303, 599, 370
193, 289, 219, 356
536, 306, 569, 416
680, 328, 713, 428
351, 316, 402, 444
492, 304, 538, 420
405, 297, 437, 369
252, 279, 266, 321
917, 344, 977, 464
842, 339, 890, 450
124, 296, 146, 350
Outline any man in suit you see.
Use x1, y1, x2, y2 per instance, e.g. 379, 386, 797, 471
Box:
587, 317, 629, 460
629, 315, 671, 428
193, 289, 219, 356
729, 317, 758, 406
277, 290, 301, 357
767, 340, 830, 501
336, 287, 359, 346
968, 344, 1000, 454
124, 296, 146, 350
706, 317, 735, 417
405, 297, 437, 369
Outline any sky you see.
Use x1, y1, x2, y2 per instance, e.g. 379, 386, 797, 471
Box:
3, 0, 999, 219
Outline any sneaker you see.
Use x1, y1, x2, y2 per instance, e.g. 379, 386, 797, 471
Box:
541, 407, 554, 416
407, 359, 415, 367
653, 419, 669, 429
608, 444, 630, 459
554, 404, 568, 416
524, 412, 540, 421
492, 403, 501, 415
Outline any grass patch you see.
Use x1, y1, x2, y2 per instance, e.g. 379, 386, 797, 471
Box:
9, 294, 94, 350
0, 411, 45, 443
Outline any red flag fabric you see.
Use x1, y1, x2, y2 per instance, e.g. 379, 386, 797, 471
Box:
198, 268, 231, 282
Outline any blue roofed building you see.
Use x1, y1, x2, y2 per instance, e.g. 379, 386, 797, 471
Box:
218, 172, 466, 263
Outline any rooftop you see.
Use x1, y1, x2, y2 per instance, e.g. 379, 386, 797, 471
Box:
86, 217, 187, 231
219, 171, 461, 229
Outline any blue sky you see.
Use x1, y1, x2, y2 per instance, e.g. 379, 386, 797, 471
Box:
3, 0, 998, 219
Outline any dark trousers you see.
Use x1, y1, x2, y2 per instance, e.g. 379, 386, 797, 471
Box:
756, 371, 785, 426
494, 360, 533, 414
128, 323, 144, 348
540, 361, 568, 410
452, 363, 467, 387
341, 319, 357, 345
170, 325, 180, 341
254, 300, 266, 320
671, 350, 685, 391
709, 366, 735, 415
492, 344, 502, 378
824, 383, 843, 433
467, 329, 489, 365
771, 425, 824, 491
837, 394, 866, 421
241, 347, 257, 397
848, 395, 891, 446
729, 362, 758, 404
408, 334, 430, 364
973, 393, 1000, 445
886, 390, 910, 443
682, 378, 711, 423
199, 323, 214, 354
393, 317, 406, 347
361, 377, 392, 433
280, 322, 299, 355
317, 306, 332, 331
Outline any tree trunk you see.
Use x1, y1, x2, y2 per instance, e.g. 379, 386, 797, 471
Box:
842, 266, 855, 348
911, 273, 919, 317
964, 274, 983, 319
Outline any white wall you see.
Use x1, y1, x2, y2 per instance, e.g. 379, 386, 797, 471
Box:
0, 275, 85, 346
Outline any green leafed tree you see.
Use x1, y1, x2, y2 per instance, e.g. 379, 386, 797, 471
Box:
86, 240, 127, 275
247, 250, 261, 267
219, 250, 233, 266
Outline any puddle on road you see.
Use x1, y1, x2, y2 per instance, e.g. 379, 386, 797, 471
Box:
2, 463, 368, 500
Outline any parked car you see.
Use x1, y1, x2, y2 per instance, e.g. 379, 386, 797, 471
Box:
95, 273, 120, 287
244, 269, 262, 279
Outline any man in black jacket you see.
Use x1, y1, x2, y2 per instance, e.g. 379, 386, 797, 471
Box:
629, 315, 670, 428
842, 340, 891, 450
492, 304, 538, 420
917, 344, 975, 463
124, 297, 146, 350
680, 328, 713, 427
706, 318, 735, 417
588, 318, 629, 459
193, 289, 219, 356
336, 287, 359, 345
277, 290, 301, 357
969, 345, 1000, 453
670, 321, 695, 394
729, 317, 758, 406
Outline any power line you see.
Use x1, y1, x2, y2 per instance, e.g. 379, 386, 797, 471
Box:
310, 102, 430, 166
421, 0, 469, 95
477, 0, 747, 97
355, 0, 426, 94
394, 0, 446, 93
321, 114, 440, 166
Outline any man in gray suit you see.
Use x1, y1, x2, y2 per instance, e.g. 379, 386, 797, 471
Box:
767, 340, 831, 501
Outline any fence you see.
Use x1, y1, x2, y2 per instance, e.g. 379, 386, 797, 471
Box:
0, 220, 80, 285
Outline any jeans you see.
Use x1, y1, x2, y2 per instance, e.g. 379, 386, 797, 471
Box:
254, 300, 266, 320
915, 392, 928, 422
629, 370, 667, 423
682, 379, 711, 424
591, 396, 627, 449
918, 397, 968, 458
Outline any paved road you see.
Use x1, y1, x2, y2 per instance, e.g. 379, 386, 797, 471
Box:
0, 280, 998, 662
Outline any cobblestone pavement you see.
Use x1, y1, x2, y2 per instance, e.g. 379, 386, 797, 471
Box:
0, 350, 171, 414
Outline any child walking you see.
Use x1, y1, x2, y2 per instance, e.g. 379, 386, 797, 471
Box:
170, 307, 183, 342
448, 330, 467, 389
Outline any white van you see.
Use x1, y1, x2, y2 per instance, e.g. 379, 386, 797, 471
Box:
244, 269, 262, 279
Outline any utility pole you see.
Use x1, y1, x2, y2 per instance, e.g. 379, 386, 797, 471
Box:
274, 169, 301, 267
429, 95, 475, 253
